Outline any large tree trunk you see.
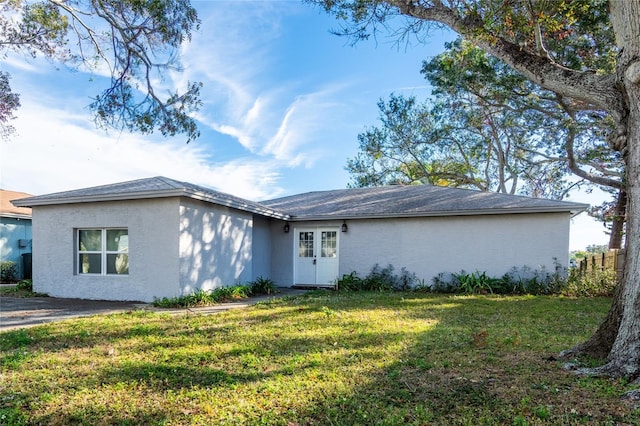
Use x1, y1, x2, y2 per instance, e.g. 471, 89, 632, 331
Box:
560, 1, 640, 379
572, 0, 640, 378
598, 112, 640, 377
608, 190, 626, 250
560, 279, 623, 360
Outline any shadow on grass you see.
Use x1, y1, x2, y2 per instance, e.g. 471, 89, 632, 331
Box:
2, 292, 631, 425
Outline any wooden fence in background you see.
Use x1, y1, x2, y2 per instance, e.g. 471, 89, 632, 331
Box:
577, 249, 625, 283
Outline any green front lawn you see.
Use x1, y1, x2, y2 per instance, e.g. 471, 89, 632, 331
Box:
1, 292, 636, 425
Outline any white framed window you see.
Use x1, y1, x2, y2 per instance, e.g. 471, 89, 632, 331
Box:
77, 228, 129, 275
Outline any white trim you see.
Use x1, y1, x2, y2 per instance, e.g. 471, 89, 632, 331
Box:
77, 228, 129, 276
0, 213, 32, 220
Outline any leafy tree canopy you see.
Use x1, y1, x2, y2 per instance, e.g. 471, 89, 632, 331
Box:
348, 38, 623, 200
0, 0, 202, 141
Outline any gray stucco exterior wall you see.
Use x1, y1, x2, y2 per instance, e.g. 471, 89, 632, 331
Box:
269, 220, 295, 286
178, 199, 254, 294
269, 213, 570, 287
338, 212, 570, 283
251, 216, 272, 281
31, 198, 180, 302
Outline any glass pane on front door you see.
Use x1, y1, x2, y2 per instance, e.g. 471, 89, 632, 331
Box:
321, 231, 337, 257
298, 231, 314, 257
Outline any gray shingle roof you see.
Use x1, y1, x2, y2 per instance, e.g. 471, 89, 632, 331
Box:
12, 176, 290, 220
262, 185, 588, 219
13, 177, 588, 220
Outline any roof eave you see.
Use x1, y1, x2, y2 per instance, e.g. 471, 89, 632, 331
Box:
13, 189, 291, 221
0, 212, 32, 220
288, 205, 590, 221
11, 190, 185, 207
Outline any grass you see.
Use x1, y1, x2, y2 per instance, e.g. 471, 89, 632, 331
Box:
1, 291, 638, 425
0, 280, 47, 298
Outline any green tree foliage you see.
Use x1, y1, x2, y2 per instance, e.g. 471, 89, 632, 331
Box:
571, 244, 609, 262
0, 71, 20, 139
347, 38, 624, 202
0, 0, 202, 141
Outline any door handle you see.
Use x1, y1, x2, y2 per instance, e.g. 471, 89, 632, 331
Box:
313, 257, 317, 265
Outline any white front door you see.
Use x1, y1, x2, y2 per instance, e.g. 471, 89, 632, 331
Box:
295, 227, 339, 286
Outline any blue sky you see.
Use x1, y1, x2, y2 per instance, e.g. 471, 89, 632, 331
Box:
0, 1, 610, 250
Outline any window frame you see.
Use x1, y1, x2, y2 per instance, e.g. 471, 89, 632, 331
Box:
77, 228, 129, 276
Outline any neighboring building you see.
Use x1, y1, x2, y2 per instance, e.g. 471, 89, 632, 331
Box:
1, 190, 33, 280
12, 177, 588, 302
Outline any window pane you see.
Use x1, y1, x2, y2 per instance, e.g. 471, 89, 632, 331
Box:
298, 231, 314, 257
80, 254, 102, 274
107, 229, 128, 252
79, 230, 101, 251
107, 254, 129, 275
321, 231, 337, 258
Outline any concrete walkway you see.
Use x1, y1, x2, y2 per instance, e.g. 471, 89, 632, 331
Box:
0, 288, 308, 332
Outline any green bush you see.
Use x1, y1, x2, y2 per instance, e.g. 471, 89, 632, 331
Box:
431, 273, 458, 293
453, 271, 501, 294
16, 279, 33, 292
432, 263, 569, 296
336, 262, 578, 296
249, 276, 277, 295
563, 268, 618, 297
362, 264, 396, 291
335, 264, 418, 292
151, 279, 281, 308
1, 261, 18, 282
501, 262, 567, 295
153, 285, 252, 308
335, 271, 363, 291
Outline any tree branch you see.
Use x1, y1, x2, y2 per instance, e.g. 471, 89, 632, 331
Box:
390, 0, 625, 120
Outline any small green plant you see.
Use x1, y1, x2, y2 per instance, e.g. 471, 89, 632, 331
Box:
362, 264, 396, 291
152, 285, 252, 308
431, 272, 458, 293
16, 279, 33, 292
249, 276, 277, 295
0, 279, 46, 297
453, 271, 499, 294
1, 261, 18, 282
335, 271, 364, 291
533, 405, 551, 420
213, 285, 251, 302
320, 305, 336, 317
336, 264, 419, 292
433, 262, 570, 296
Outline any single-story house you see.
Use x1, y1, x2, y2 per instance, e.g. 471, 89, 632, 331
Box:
12, 176, 588, 302
1, 189, 33, 280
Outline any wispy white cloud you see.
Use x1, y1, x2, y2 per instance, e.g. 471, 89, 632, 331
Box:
263, 85, 348, 167
2, 54, 41, 73
1, 100, 285, 200
173, 2, 353, 169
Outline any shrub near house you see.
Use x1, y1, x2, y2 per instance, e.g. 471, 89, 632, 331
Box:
336, 263, 616, 297
1, 261, 17, 282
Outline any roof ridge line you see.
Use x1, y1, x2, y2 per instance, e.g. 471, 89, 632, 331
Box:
155, 176, 187, 190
